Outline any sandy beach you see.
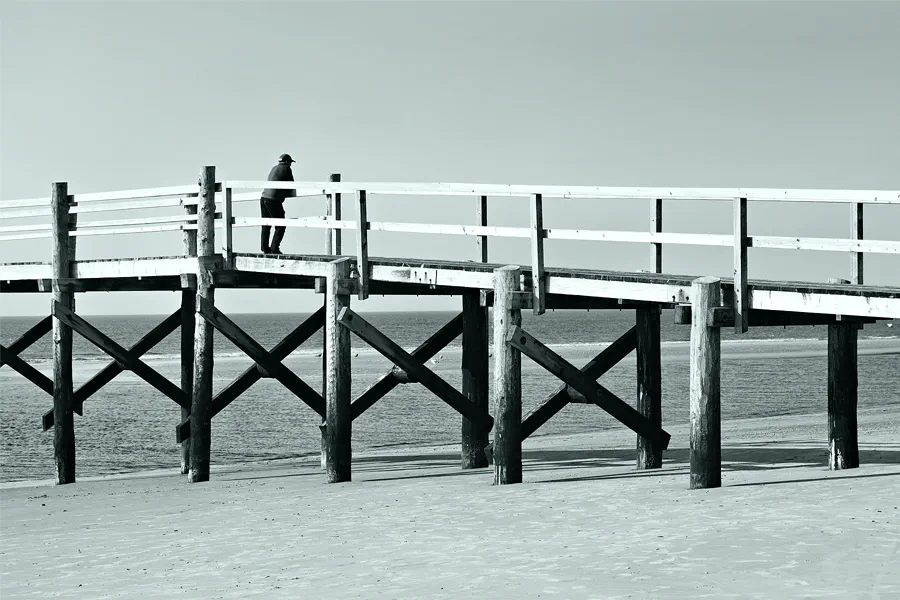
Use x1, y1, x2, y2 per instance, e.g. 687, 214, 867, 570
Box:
2, 407, 899, 599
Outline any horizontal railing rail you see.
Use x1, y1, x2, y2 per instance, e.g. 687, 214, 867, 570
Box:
2, 171, 898, 332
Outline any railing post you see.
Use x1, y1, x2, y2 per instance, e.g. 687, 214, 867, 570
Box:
188, 165, 217, 483
493, 265, 522, 485
852, 203, 863, 284
690, 276, 722, 489
355, 190, 369, 300
477, 195, 488, 263
222, 184, 233, 269
326, 173, 342, 255
529, 193, 545, 315
180, 194, 198, 475
51, 181, 76, 485
652, 198, 662, 273
733, 197, 748, 334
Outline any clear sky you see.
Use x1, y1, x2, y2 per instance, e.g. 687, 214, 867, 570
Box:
1, 0, 898, 317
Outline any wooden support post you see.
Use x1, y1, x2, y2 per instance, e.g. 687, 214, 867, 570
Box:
636, 305, 662, 469
461, 291, 489, 469
828, 277, 859, 470
355, 190, 369, 300
529, 193, 545, 315
180, 196, 197, 475
852, 203, 863, 285
477, 195, 488, 263
690, 277, 721, 489
188, 166, 216, 483
493, 266, 522, 485
51, 181, 76, 485
325, 258, 352, 482
652, 198, 662, 273
733, 197, 748, 334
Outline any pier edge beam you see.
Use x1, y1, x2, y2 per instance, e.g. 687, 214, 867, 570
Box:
689, 276, 722, 489
461, 290, 490, 469
325, 258, 352, 483
828, 277, 859, 470
493, 265, 523, 485
51, 181, 76, 485
636, 304, 662, 469
188, 166, 217, 483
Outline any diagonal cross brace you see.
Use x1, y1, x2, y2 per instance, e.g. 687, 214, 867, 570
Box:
0, 316, 52, 368
521, 325, 637, 440
351, 313, 463, 421
0, 344, 53, 396
176, 306, 325, 443
42, 310, 181, 431
508, 326, 670, 450
196, 296, 326, 418
52, 302, 189, 410
337, 307, 494, 432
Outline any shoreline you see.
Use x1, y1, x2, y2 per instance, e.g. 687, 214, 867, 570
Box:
4, 404, 898, 490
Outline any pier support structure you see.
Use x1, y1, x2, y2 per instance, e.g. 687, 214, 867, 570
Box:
51, 181, 76, 484
325, 258, 353, 483
636, 304, 662, 469
493, 266, 523, 485
188, 166, 217, 483
461, 290, 490, 469
827, 279, 859, 470
689, 277, 722, 489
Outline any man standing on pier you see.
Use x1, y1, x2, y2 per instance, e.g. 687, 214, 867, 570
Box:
260, 153, 297, 254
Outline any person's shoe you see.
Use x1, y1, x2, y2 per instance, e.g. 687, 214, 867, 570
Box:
261, 246, 271, 254
270, 247, 283, 255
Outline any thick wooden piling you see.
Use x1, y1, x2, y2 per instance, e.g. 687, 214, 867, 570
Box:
828, 279, 859, 470
325, 258, 352, 482
51, 181, 76, 484
188, 166, 216, 483
180, 200, 197, 475
493, 266, 522, 485
636, 304, 662, 469
461, 291, 489, 469
690, 276, 721, 489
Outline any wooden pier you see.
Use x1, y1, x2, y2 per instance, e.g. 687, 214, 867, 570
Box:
1, 168, 898, 488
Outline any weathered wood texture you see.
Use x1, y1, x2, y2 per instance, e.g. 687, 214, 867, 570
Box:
493, 266, 522, 485
325, 258, 352, 482
180, 200, 197, 474
188, 166, 216, 483
852, 203, 863, 284
461, 292, 489, 469
326, 173, 342, 255
733, 197, 748, 334
51, 182, 76, 484
690, 276, 722, 489
828, 320, 859, 470
636, 305, 662, 469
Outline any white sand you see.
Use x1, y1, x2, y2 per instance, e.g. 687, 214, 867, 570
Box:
2, 407, 899, 599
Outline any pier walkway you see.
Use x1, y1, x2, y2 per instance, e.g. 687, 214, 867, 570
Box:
1, 168, 898, 488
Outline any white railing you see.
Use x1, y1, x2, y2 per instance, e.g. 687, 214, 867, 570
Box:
2, 173, 898, 329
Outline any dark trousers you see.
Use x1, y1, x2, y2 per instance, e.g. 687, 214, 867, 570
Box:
260, 198, 286, 252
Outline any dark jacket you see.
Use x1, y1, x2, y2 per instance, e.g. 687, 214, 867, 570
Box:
261, 161, 297, 202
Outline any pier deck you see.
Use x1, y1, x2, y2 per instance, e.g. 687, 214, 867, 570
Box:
1, 169, 898, 488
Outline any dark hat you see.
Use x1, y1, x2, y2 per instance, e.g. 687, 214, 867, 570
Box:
279, 153, 296, 164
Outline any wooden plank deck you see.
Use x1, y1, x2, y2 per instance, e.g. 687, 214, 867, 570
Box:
2, 252, 899, 318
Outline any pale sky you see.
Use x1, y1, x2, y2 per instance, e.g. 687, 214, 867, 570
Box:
1, 0, 898, 316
